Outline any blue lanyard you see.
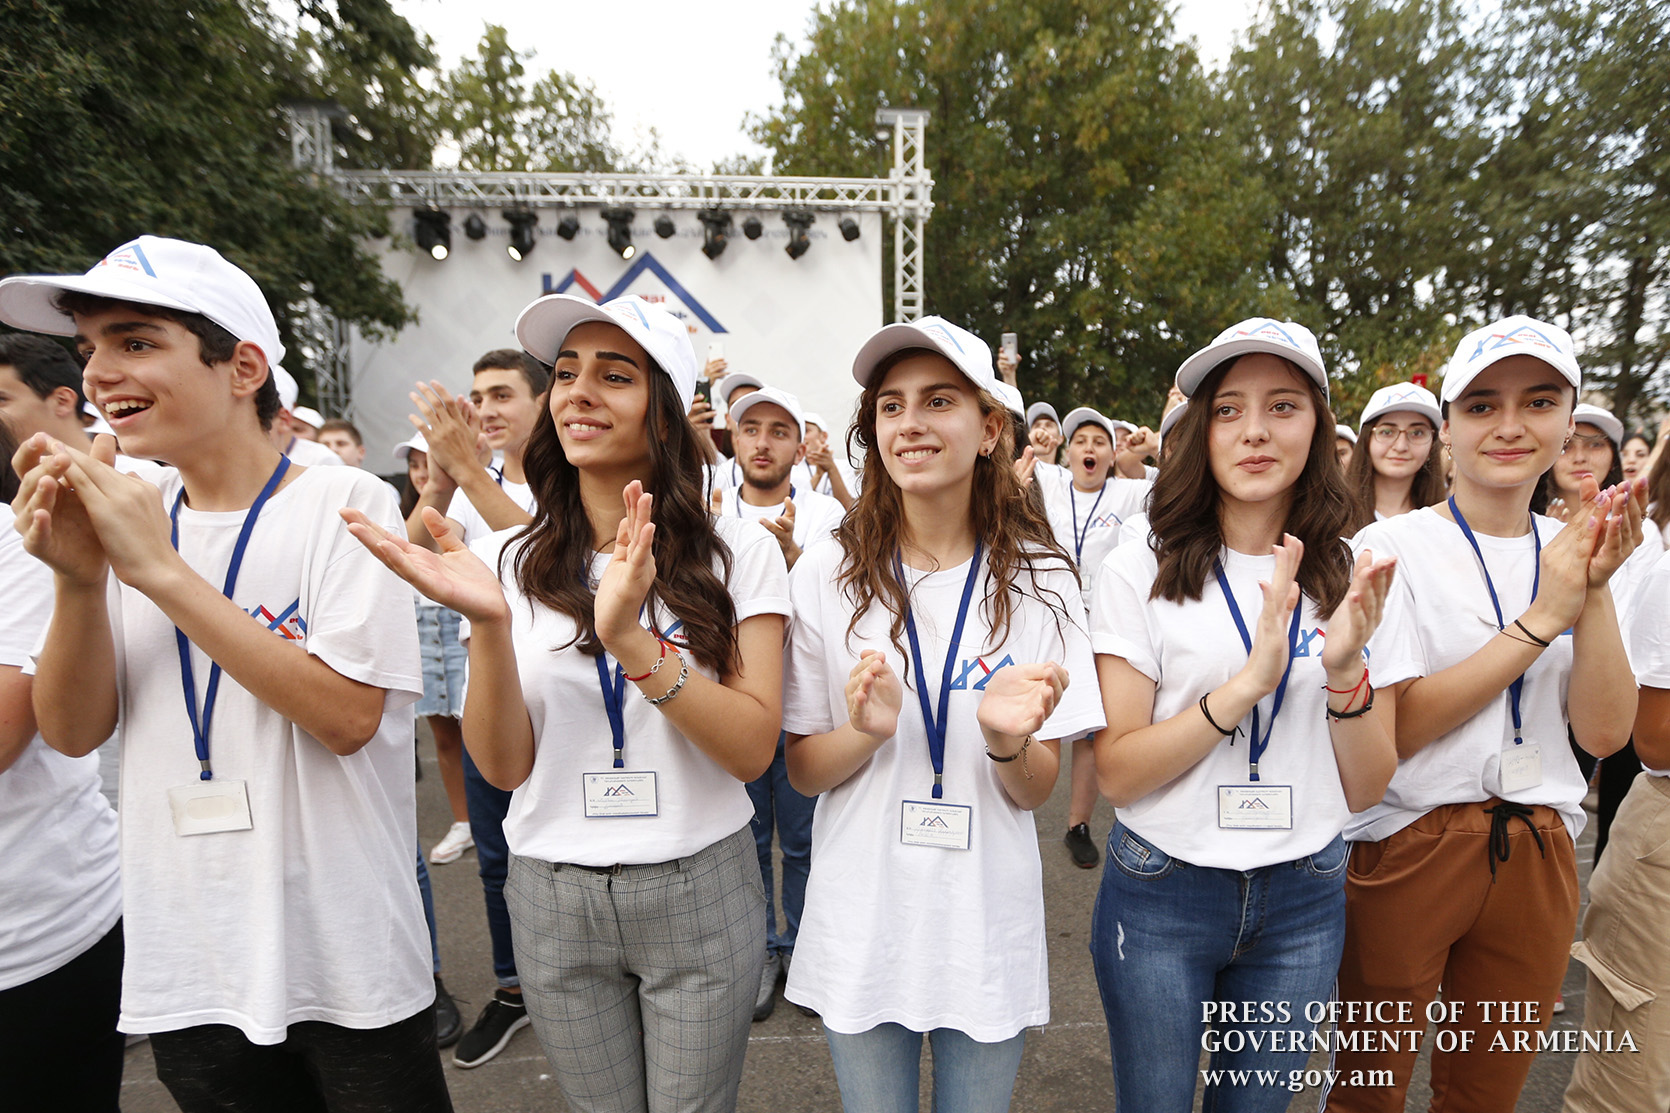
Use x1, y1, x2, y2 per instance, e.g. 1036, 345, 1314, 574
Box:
1213, 558, 1302, 782
734, 486, 794, 517
491, 465, 505, 489
170, 456, 291, 781
593, 604, 683, 768
897, 542, 984, 799
1448, 496, 1541, 745
1069, 483, 1108, 565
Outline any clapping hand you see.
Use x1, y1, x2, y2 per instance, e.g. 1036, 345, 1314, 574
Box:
847, 650, 903, 740
976, 662, 1068, 749
342, 506, 511, 625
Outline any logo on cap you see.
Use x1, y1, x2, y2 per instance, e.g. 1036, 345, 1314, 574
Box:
1470, 324, 1565, 360
98, 243, 157, 278
1235, 320, 1301, 348
920, 322, 964, 353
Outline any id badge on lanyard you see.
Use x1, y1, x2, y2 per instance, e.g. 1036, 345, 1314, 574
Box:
1450, 497, 1545, 792
165, 457, 289, 836
583, 609, 682, 818
1213, 559, 1298, 831
897, 544, 983, 849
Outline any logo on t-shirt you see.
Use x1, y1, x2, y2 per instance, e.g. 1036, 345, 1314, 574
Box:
251, 600, 306, 642
949, 654, 1014, 691
1293, 627, 1325, 657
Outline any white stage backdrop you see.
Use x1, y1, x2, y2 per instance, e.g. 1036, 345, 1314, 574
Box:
347, 208, 882, 471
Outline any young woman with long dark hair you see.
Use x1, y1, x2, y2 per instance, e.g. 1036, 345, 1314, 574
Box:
1344, 382, 1445, 533
782, 318, 1104, 1112
1087, 319, 1398, 1113
343, 294, 788, 1113
1325, 316, 1646, 1112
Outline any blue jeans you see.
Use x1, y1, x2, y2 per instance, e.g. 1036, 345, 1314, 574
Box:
462, 745, 519, 988
416, 846, 440, 975
414, 604, 466, 718
745, 733, 815, 955
1089, 822, 1348, 1113
823, 1023, 1026, 1113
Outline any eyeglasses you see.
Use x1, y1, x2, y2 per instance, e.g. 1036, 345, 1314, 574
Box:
1370, 424, 1433, 445
1565, 434, 1611, 452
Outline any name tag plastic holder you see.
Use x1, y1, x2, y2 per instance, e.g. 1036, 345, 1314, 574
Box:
168, 779, 254, 836
1217, 784, 1294, 830
900, 800, 973, 849
582, 771, 660, 818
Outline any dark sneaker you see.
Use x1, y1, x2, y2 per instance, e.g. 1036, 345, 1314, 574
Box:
434, 976, 462, 1049
453, 989, 530, 1067
753, 952, 782, 1022
1065, 824, 1100, 869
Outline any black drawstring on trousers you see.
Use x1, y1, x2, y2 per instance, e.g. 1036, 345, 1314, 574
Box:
1485, 802, 1545, 883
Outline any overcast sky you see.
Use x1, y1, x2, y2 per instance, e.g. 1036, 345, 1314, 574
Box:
390, 0, 1261, 170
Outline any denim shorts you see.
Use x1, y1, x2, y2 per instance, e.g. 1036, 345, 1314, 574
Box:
415, 602, 466, 718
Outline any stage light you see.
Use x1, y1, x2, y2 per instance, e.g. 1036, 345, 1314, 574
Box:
697, 210, 733, 260
742, 216, 763, 240
654, 215, 676, 239
414, 209, 451, 261
603, 208, 636, 259
783, 211, 815, 260
504, 209, 538, 261
839, 216, 861, 242
463, 213, 487, 241
556, 213, 580, 240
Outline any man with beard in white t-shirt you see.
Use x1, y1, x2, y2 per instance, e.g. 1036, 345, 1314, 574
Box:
717, 386, 844, 1022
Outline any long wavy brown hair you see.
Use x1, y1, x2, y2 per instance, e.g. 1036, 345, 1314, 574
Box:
1149, 356, 1354, 613
507, 365, 738, 674
836, 350, 1074, 655
1345, 417, 1445, 534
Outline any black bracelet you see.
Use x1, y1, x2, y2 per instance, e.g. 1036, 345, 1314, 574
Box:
1512, 619, 1552, 648
985, 735, 1031, 763
1325, 684, 1377, 720
1199, 693, 1237, 736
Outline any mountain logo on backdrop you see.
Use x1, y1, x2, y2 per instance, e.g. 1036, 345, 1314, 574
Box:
543, 253, 727, 335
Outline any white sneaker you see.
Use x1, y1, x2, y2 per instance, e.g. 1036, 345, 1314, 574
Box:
429, 821, 474, 864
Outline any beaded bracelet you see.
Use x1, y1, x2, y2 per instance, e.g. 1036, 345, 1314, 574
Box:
644, 653, 690, 706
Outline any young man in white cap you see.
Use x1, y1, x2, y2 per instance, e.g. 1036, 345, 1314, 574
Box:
401, 347, 548, 1067
719, 385, 844, 1021
0, 236, 450, 1112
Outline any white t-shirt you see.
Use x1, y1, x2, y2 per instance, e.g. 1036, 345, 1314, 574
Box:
465, 515, 790, 865
1624, 546, 1670, 775
782, 542, 1104, 1040
284, 436, 345, 467
716, 483, 845, 555
0, 531, 122, 991
1042, 475, 1151, 604
1091, 541, 1355, 870
1611, 515, 1664, 625
1117, 511, 1151, 550
1347, 507, 1582, 843
446, 471, 536, 547
108, 465, 429, 1042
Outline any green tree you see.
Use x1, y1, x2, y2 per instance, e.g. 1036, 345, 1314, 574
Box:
439, 25, 622, 173
1223, 0, 1476, 399
754, 0, 1285, 426
0, 0, 414, 394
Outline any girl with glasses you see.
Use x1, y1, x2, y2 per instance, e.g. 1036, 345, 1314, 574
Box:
1344, 382, 1445, 534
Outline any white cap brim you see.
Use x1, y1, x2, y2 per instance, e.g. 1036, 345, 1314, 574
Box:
1177, 337, 1328, 401
515, 294, 697, 412
851, 318, 994, 394
1062, 407, 1113, 446
727, 387, 805, 440
1025, 402, 1060, 428
1573, 405, 1623, 448
1336, 424, 1358, 445
0, 272, 202, 337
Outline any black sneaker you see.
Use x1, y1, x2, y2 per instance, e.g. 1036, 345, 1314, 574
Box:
434, 976, 462, 1049
452, 989, 530, 1068
1065, 824, 1100, 869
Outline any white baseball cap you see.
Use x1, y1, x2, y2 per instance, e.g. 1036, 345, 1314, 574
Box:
802, 411, 829, 432
0, 236, 285, 370
1175, 318, 1328, 401
290, 406, 325, 431
991, 380, 1026, 420
1335, 423, 1358, 445
1025, 401, 1060, 428
515, 294, 698, 411
1442, 315, 1580, 404
1109, 418, 1139, 436
271, 365, 300, 410
1061, 407, 1113, 445
1159, 400, 1188, 441
392, 430, 430, 460
726, 385, 805, 440
1358, 382, 1441, 431
1572, 403, 1623, 449
718, 372, 766, 407
851, 316, 996, 394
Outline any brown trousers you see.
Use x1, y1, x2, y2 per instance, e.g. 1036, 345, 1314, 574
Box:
1325, 800, 1579, 1113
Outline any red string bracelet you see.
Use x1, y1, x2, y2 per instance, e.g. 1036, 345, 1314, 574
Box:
622, 640, 667, 682
1324, 666, 1370, 696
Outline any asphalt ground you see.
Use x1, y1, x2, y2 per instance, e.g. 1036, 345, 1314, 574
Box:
117, 724, 1603, 1112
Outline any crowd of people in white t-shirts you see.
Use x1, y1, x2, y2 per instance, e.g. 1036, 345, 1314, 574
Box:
3, 236, 1669, 1113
